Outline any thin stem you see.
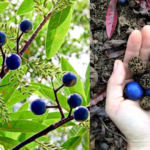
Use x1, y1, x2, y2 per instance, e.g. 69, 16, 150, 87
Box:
68, 108, 72, 117
99, 117, 127, 142
17, 32, 23, 55
0, 83, 10, 87
0, 46, 5, 74
46, 105, 59, 109
55, 84, 64, 93
51, 79, 65, 119
11, 116, 74, 150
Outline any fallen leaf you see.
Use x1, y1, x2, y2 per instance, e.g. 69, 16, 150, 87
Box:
103, 40, 126, 51
106, 0, 118, 38
90, 87, 106, 106
105, 49, 125, 58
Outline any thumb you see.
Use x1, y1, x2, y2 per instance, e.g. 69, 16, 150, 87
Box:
106, 60, 126, 114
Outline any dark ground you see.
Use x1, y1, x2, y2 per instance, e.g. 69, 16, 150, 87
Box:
90, 0, 150, 149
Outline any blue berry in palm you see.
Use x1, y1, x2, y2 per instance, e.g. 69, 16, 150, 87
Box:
118, 0, 127, 5
73, 106, 89, 122
67, 93, 82, 108
62, 72, 77, 87
20, 20, 33, 33
6, 54, 21, 70
145, 89, 150, 96
0, 31, 6, 46
31, 99, 46, 115
124, 81, 143, 100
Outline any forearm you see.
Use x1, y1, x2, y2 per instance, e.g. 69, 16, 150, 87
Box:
127, 142, 150, 150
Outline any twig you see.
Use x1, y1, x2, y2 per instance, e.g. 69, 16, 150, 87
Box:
55, 84, 64, 93
17, 32, 23, 55
68, 108, 72, 117
0, 46, 5, 74
46, 105, 59, 109
51, 79, 65, 119
99, 117, 127, 142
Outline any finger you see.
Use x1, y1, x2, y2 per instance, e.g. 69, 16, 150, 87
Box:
123, 30, 142, 79
106, 60, 126, 115
140, 25, 150, 62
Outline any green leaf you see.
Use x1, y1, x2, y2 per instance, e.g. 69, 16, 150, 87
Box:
66, 127, 89, 150
0, 2, 9, 14
84, 64, 90, 105
6, 85, 39, 107
46, 6, 73, 59
17, 0, 34, 15
82, 132, 90, 150
61, 57, 87, 106
62, 136, 80, 149
0, 136, 19, 149
0, 111, 45, 122
0, 120, 46, 132
17, 101, 30, 112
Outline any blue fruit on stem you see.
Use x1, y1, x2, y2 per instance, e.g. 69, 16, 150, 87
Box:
6, 54, 21, 70
118, 0, 127, 5
62, 72, 77, 87
0, 31, 6, 46
67, 93, 82, 108
73, 106, 89, 122
124, 81, 143, 100
20, 20, 33, 33
31, 99, 46, 115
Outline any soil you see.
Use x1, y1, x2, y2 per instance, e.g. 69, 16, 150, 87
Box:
90, 0, 150, 149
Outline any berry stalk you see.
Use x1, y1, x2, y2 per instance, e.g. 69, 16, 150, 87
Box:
0, 46, 5, 74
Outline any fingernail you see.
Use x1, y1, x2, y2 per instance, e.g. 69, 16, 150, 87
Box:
113, 61, 118, 72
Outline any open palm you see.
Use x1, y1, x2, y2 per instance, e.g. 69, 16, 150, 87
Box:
106, 25, 150, 149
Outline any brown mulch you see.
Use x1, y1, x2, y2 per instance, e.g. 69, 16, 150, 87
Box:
90, 0, 150, 149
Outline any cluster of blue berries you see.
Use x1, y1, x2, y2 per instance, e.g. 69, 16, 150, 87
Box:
31, 72, 89, 122
124, 57, 150, 110
0, 19, 33, 70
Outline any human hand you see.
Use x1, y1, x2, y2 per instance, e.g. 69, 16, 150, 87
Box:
106, 25, 150, 150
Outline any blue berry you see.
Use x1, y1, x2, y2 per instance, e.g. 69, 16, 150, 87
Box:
67, 93, 82, 108
73, 106, 89, 122
62, 72, 77, 87
118, 0, 127, 5
6, 54, 21, 70
0, 31, 6, 46
31, 99, 46, 115
124, 81, 143, 100
145, 89, 150, 96
20, 20, 33, 33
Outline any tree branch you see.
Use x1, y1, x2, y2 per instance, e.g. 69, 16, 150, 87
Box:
11, 106, 90, 150
11, 116, 74, 150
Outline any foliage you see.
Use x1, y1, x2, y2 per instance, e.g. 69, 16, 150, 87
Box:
0, 0, 89, 150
